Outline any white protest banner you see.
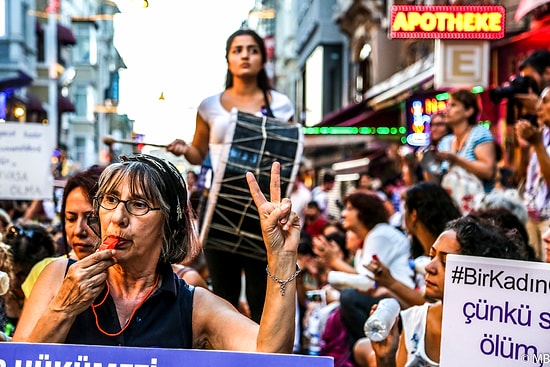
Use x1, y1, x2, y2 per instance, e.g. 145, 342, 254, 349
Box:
440, 255, 550, 366
0, 122, 54, 200
0, 342, 334, 367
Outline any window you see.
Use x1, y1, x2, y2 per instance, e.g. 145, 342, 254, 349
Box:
72, 21, 97, 65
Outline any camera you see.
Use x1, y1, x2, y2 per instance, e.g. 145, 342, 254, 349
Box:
490, 75, 540, 126
489, 75, 539, 103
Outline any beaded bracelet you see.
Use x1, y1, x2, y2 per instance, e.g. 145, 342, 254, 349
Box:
266, 264, 301, 296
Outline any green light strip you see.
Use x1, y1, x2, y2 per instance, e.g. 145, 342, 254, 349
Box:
436, 86, 484, 101
303, 126, 404, 135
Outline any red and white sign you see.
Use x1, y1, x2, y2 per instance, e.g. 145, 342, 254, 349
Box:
390, 5, 506, 40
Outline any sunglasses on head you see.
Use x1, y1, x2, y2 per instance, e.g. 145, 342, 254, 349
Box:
4, 225, 47, 245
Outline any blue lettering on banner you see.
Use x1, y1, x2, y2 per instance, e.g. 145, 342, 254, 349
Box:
0, 343, 333, 367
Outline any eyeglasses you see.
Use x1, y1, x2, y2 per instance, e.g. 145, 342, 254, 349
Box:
95, 195, 161, 216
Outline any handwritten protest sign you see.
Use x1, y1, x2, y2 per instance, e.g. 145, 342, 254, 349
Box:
0, 342, 333, 367
0, 123, 53, 200
441, 255, 550, 366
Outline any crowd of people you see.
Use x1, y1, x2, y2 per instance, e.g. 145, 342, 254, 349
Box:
0, 30, 549, 367
284, 48, 550, 366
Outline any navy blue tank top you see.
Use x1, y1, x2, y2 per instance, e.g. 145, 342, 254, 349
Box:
64, 261, 194, 347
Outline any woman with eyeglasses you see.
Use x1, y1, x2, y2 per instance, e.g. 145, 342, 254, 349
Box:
13, 154, 300, 352
22, 164, 208, 301
2, 222, 55, 339
418, 113, 453, 183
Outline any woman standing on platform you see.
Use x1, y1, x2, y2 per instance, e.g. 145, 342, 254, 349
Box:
166, 29, 294, 322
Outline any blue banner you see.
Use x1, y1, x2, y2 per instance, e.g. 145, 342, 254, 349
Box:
0, 343, 333, 367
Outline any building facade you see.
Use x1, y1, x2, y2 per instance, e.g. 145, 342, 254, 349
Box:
272, 0, 549, 175
0, 0, 132, 177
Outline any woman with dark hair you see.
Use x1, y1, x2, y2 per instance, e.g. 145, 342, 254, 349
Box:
166, 29, 294, 322
59, 165, 106, 258
403, 182, 462, 254
20, 165, 106, 300
364, 182, 462, 308
366, 215, 527, 367
353, 182, 462, 366
436, 89, 497, 194
166, 28, 293, 169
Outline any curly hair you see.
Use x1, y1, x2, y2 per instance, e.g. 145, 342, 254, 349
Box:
6, 223, 55, 269
446, 215, 524, 260
343, 191, 389, 230
470, 207, 536, 261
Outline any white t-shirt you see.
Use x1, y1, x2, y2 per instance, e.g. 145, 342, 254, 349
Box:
354, 223, 414, 288
400, 302, 440, 367
311, 186, 328, 216
290, 182, 312, 226
197, 89, 294, 171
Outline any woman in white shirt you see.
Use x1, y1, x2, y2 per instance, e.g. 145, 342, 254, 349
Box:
166, 29, 294, 323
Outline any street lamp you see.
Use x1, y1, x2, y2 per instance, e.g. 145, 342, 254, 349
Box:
46, 1, 59, 150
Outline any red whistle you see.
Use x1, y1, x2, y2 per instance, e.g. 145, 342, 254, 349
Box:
372, 254, 380, 262
99, 237, 119, 251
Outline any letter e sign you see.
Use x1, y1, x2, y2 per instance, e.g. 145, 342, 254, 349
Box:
434, 40, 489, 89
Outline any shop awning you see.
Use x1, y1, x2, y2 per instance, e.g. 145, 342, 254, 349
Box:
316, 103, 401, 128
317, 100, 368, 127
57, 24, 77, 45
364, 53, 434, 108
0, 70, 33, 89
337, 106, 401, 128
58, 94, 76, 113
26, 94, 45, 113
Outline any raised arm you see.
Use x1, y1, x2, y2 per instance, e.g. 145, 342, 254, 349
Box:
246, 161, 301, 352
437, 141, 496, 181
517, 119, 550, 184
365, 259, 426, 308
191, 162, 300, 352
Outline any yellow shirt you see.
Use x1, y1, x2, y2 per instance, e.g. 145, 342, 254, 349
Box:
22, 256, 64, 298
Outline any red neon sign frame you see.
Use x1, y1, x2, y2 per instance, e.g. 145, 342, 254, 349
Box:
390, 5, 505, 40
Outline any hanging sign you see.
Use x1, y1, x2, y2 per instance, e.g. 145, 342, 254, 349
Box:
390, 5, 506, 40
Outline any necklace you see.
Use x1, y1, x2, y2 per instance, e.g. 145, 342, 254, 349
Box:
92, 274, 160, 337
455, 125, 472, 153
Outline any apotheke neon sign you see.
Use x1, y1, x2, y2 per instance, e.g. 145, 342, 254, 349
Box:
390, 5, 505, 40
